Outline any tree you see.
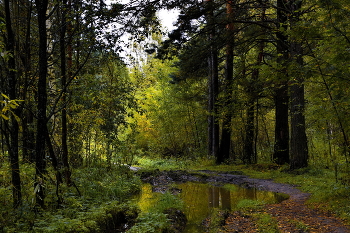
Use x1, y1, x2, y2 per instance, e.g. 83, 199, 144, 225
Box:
242, 0, 269, 164
60, 0, 72, 185
218, 0, 235, 164
273, 0, 290, 165
4, 0, 22, 208
35, 0, 49, 208
204, 0, 220, 160
289, 0, 308, 169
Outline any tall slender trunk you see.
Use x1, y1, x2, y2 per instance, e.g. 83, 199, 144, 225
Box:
273, 0, 290, 165
60, 0, 72, 185
35, 0, 49, 208
4, 0, 22, 208
290, 0, 308, 169
22, 0, 35, 163
243, 1, 267, 164
205, 0, 219, 159
218, 0, 235, 164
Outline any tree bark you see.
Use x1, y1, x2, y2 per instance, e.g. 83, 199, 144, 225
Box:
290, 0, 308, 169
218, 0, 235, 164
35, 0, 49, 208
22, 0, 35, 163
273, 0, 290, 165
243, 1, 267, 164
60, 0, 72, 185
4, 0, 22, 208
205, 0, 219, 160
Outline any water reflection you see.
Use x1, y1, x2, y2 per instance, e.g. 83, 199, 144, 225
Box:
135, 182, 288, 233
178, 182, 288, 232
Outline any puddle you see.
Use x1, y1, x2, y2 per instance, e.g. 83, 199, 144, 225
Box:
179, 182, 288, 232
135, 182, 288, 232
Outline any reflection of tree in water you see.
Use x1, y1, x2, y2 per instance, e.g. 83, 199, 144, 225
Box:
136, 182, 288, 233
208, 186, 231, 210
179, 183, 210, 222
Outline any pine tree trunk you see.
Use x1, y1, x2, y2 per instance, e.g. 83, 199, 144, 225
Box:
243, 1, 266, 164
273, 0, 290, 165
219, 0, 235, 164
205, 0, 219, 160
290, 0, 308, 169
274, 86, 290, 165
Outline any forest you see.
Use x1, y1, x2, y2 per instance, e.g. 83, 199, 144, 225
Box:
1, 0, 350, 232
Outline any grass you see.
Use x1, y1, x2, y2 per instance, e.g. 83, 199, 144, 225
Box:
254, 212, 280, 233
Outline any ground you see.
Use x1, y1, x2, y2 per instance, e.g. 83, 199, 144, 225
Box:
137, 169, 350, 232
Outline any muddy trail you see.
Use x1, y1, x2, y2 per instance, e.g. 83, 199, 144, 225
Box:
138, 169, 350, 233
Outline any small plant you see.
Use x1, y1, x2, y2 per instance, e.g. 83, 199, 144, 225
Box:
207, 208, 229, 233
128, 212, 169, 233
254, 212, 280, 233
289, 219, 310, 232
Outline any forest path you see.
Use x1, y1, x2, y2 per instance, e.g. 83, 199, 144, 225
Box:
138, 169, 350, 232
222, 176, 349, 232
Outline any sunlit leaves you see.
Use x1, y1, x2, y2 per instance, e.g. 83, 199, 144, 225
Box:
0, 94, 22, 125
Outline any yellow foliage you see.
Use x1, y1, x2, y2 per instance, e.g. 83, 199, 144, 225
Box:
0, 94, 23, 129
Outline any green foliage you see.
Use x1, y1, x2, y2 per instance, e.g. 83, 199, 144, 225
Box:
73, 166, 141, 201
128, 212, 169, 233
136, 156, 213, 170
69, 54, 137, 167
130, 183, 183, 233
0, 163, 141, 232
131, 57, 208, 159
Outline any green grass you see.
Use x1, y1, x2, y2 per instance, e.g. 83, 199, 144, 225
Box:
253, 212, 280, 233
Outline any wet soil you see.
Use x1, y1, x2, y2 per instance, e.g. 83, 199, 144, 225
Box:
137, 169, 350, 233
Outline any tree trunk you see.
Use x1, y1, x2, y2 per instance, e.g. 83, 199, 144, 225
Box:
4, 0, 22, 208
35, 0, 49, 208
219, 0, 235, 164
290, 0, 308, 169
273, 0, 290, 165
205, 0, 219, 160
60, 0, 72, 185
22, 0, 35, 163
244, 100, 255, 164
243, 1, 266, 164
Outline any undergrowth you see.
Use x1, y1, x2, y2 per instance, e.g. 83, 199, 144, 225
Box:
0, 163, 141, 232
129, 187, 184, 232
